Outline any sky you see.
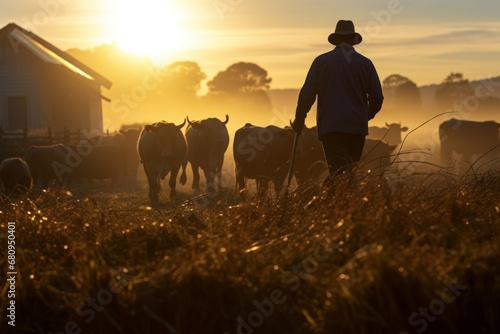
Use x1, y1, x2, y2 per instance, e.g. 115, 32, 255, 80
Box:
2, 0, 500, 90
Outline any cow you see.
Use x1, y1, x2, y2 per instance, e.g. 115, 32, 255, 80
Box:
294, 126, 324, 185
360, 139, 398, 173
24, 144, 67, 188
93, 128, 141, 183
137, 120, 188, 204
0, 157, 32, 196
65, 144, 124, 185
296, 126, 398, 184
439, 118, 500, 164
233, 123, 296, 196
185, 115, 229, 193
368, 122, 409, 146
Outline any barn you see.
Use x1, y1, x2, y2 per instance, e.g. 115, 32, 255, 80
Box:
0, 23, 112, 133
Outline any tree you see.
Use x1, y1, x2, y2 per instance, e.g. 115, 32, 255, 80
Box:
434, 72, 473, 108
162, 61, 206, 97
207, 62, 272, 94
396, 80, 421, 106
382, 74, 421, 107
383, 74, 409, 89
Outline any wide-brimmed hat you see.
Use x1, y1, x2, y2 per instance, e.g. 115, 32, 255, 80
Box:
328, 20, 362, 45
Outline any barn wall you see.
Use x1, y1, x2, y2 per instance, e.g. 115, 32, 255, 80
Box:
89, 91, 103, 133
0, 39, 42, 130
0, 36, 106, 133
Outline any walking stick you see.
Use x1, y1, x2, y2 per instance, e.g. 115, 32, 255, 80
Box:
286, 131, 300, 189
278, 128, 299, 224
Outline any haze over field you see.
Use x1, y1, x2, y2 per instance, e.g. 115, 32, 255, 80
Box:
3, 0, 500, 89
2, 1, 499, 134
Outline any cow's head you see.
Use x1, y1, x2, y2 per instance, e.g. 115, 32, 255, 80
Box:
383, 122, 409, 144
119, 128, 141, 150
187, 115, 229, 150
145, 119, 185, 178
385, 122, 409, 133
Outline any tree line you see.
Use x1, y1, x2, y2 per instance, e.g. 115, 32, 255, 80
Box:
67, 44, 500, 128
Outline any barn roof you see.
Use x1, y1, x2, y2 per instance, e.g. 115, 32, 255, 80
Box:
0, 23, 112, 90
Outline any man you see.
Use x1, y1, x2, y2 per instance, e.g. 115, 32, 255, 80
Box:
292, 20, 384, 184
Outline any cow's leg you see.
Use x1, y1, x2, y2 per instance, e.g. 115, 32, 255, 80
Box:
216, 159, 225, 192
143, 165, 159, 204
169, 167, 180, 200
235, 163, 246, 195
204, 169, 216, 194
256, 178, 269, 199
191, 163, 201, 194
274, 175, 285, 197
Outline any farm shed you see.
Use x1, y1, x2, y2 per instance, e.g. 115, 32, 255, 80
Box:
0, 23, 111, 133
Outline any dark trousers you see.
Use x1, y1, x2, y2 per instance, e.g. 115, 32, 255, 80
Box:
320, 132, 365, 183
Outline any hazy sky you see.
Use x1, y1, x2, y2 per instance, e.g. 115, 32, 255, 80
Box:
2, 0, 500, 89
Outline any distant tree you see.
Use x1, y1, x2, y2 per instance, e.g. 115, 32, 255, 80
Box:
207, 62, 272, 94
383, 74, 409, 89
382, 74, 421, 107
396, 80, 421, 106
434, 72, 473, 108
162, 61, 206, 97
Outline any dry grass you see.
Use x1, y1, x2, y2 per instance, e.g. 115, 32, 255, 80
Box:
1, 170, 499, 334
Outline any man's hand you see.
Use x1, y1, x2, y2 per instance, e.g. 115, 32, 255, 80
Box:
291, 117, 305, 135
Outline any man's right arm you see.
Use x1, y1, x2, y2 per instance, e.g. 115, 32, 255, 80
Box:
295, 62, 318, 120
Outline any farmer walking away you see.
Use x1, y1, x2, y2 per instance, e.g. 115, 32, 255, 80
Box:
292, 19, 384, 185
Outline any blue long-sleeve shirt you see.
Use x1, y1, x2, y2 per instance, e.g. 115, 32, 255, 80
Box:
295, 44, 384, 138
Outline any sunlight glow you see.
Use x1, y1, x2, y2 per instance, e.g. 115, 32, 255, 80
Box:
108, 0, 190, 60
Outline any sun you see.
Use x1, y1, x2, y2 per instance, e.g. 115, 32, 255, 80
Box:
108, 0, 190, 60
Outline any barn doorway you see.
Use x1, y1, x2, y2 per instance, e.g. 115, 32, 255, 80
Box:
7, 96, 28, 130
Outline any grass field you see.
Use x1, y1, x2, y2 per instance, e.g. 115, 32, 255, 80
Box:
1, 168, 499, 334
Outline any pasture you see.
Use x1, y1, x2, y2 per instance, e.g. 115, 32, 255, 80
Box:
1, 164, 499, 333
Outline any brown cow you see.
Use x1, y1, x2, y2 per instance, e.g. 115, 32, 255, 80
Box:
368, 122, 408, 146
186, 115, 229, 193
24, 144, 67, 188
0, 157, 32, 196
233, 123, 296, 195
137, 120, 187, 204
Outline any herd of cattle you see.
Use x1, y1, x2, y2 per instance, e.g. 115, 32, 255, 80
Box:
0, 116, 499, 203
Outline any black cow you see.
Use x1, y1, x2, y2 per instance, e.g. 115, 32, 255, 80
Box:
360, 139, 398, 173
137, 120, 187, 204
296, 126, 398, 183
368, 122, 409, 146
65, 144, 124, 184
0, 157, 32, 196
439, 118, 500, 163
233, 123, 296, 195
186, 115, 229, 193
24, 144, 67, 188
94, 128, 141, 183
